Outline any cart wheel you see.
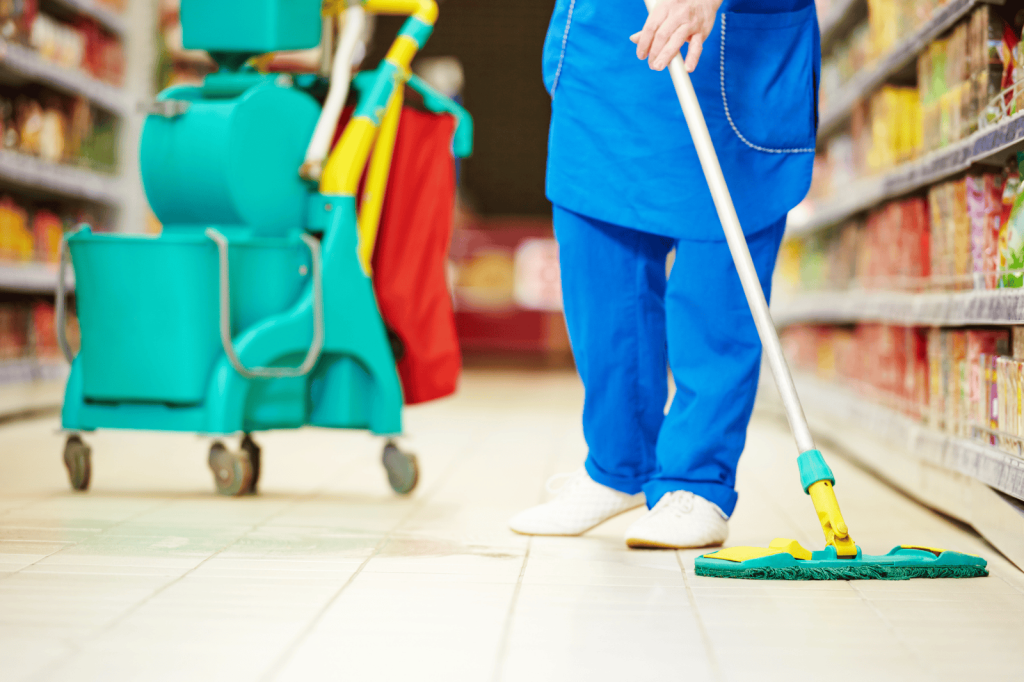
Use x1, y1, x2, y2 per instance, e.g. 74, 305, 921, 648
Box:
240, 434, 261, 494
382, 441, 418, 495
63, 435, 91, 492
208, 441, 253, 497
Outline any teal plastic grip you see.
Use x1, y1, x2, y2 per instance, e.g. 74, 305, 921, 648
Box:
352, 69, 474, 159
797, 449, 835, 494
406, 74, 473, 158
404, 17, 433, 47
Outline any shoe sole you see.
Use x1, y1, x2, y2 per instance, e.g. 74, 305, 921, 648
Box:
625, 537, 726, 550
510, 502, 646, 537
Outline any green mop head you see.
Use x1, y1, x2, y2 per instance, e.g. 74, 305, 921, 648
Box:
694, 540, 988, 580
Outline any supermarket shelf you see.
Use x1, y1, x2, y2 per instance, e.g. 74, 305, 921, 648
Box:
819, 0, 864, 52
0, 38, 127, 115
0, 147, 123, 205
51, 0, 127, 36
759, 373, 1024, 570
0, 262, 74, 294
818, 0, 978, 139
788, 110, 1024, 236
773, 288, 1024, 327
0, 358, 67, 387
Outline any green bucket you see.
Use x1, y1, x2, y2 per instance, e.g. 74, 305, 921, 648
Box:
69, 229, 311, 405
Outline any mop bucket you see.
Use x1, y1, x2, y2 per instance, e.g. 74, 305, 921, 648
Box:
64, 227, 312, 406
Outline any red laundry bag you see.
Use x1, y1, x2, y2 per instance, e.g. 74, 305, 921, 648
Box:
371, 107, 461, 404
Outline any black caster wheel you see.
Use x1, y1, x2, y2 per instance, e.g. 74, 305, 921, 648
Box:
240, 434, 261, 494
63, 435, 91, 491
208, 441, 254, 497
382, 441, 419, 495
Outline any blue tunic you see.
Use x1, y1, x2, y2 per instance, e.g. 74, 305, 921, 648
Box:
543, 0, 820, 240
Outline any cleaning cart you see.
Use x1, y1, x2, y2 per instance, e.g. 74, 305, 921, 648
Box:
55, 0, 472, 496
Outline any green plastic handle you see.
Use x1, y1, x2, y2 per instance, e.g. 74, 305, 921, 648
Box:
352, 69, 473, 158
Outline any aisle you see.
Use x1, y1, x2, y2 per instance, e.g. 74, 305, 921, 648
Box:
1, 370, 1023, 682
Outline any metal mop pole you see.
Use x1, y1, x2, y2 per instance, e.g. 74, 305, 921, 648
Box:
642, 1, 815, 455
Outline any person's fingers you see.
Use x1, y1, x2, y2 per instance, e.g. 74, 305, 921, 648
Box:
635, 4, 667, 59
651, 23, 692, 71
684, 33, 704, 72
630, 31, 640, 44
647, 15, 686, 69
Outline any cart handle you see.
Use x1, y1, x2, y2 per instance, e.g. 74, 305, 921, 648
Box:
205, 228, 325, 379
352, 69, 473, 159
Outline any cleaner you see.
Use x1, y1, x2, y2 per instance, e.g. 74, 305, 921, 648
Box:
511, 0, 989, 579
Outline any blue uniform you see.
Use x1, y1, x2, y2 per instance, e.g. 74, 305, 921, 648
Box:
544, 1, 819, 514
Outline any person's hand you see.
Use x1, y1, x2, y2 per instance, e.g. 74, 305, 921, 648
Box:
630, 0, 723, 73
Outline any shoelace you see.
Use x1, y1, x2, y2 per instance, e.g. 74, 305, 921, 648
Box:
656, 490, 695, 518
545, 470, 584, 496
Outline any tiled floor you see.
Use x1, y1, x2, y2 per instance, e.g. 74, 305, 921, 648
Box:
1, 369, 1023, 681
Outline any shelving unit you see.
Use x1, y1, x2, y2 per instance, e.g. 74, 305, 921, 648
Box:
0, 38, 128, 115
819, 0, 863, 49
791, 110, 1024, 236
0, 148, 123, 204
774, 288, 1024, 327
0, 1, 151, 393
759, 373, 1024, 569
51, 0, 128, 36
772, 2, 1024, 567
818, 0, 979, 138
0, 262, 73, 294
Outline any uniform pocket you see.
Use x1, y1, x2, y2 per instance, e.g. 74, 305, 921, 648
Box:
720, 7, 817, 153
542, 0, 575, 96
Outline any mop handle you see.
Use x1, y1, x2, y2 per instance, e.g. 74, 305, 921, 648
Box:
649, 9, 815, 455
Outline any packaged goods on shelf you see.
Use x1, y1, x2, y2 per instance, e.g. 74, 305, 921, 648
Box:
782, 322, 1024, 455
813, 4, 1024, 198
31, 300, 76, 358
781, 195, 929, 291
788, 155, 1024, 293
820, 0, 948, 113
0, 300, 78, 362
0, 195, 32, 262
23, 10, 125, 87
0, 192, 107, 265
0, 86, 119, 173
0, 302, 29, 359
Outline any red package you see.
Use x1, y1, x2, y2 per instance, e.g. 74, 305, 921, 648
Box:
32, 208, 63, 263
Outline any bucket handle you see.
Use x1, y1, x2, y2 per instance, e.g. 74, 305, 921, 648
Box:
55, 230, 79, 364
205, 228, 325, 380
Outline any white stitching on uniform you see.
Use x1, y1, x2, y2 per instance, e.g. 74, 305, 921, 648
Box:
550, 0, 576, 98
719, 14, 814, 154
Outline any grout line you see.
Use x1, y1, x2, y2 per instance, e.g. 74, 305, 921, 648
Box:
850, 581, 936, 674
0, 495, 177, 586
997, 574, 1024, 596
27, 440, 386, 680
260, 426, 487, 681
491, 538, 531, 682
676, 551, 724, 682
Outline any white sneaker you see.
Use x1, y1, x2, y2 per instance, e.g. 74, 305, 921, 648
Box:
509, 470, 645, 536
624, 490, 729, 549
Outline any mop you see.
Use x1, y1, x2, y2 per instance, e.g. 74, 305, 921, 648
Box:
644, 1, 988, 580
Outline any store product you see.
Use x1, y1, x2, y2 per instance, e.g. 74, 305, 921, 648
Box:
1000, 152, 1024, 288
0, 303, 29, 359
784, 323, 1024, 456
0, 195, 32, 261
32, 209, 63, 263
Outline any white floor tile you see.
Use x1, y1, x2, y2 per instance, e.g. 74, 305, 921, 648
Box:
0, 370, 1021, 682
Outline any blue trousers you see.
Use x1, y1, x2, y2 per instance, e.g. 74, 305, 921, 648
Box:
554, 205, 786, 516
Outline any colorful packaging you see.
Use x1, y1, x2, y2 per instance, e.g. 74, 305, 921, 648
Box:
32, 209, 63, 263
967, 175, 987, 289
986, 172, 1006, 289
999, 155, 1023, 287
